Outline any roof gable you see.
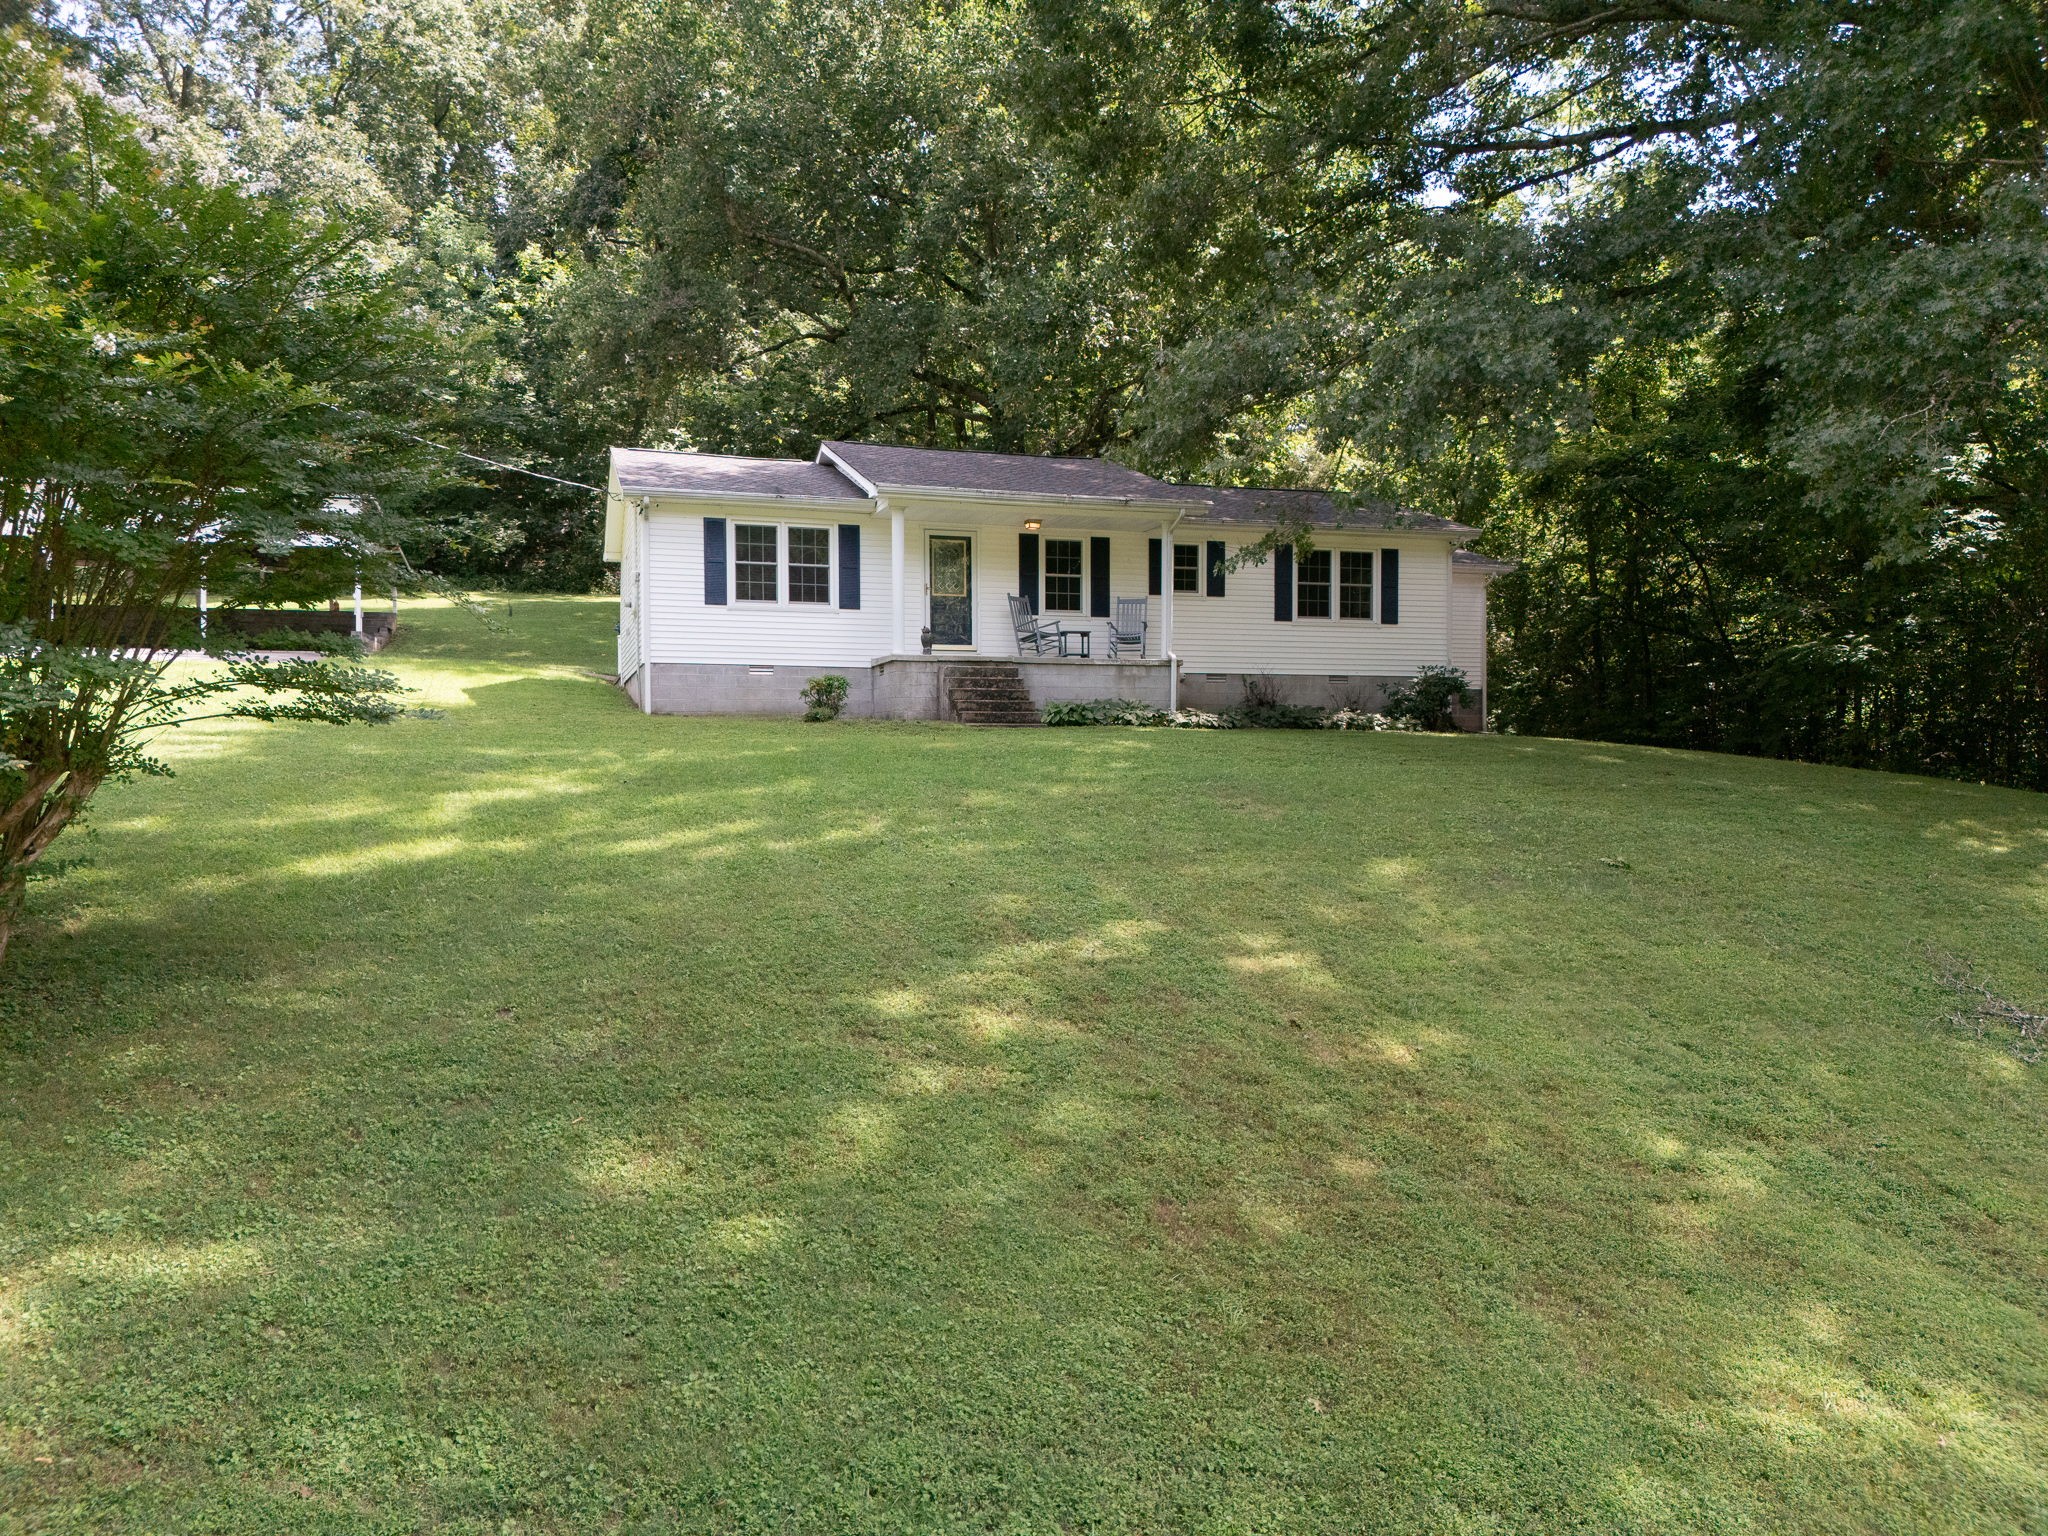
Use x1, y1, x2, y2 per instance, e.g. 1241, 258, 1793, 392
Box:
612, 448, 867, 501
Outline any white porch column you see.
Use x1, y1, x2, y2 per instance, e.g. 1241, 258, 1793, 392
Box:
1157, 521, 1175, 655
889, 506, 906, 653
196, 579, 208, 641
352, 577, 364, 636
1158, 519, 1176, 710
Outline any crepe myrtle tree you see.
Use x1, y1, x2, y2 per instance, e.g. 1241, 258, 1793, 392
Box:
0, 31, 452, 964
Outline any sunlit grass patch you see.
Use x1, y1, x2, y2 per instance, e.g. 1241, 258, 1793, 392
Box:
1, 593, 2045, 1533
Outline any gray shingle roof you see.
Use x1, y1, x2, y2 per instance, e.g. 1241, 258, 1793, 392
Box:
607, 441, 1482, 536
1453, 549, 1515, 572
1180, 484, 1479, 536
820, 441, 1184, 502
613, 448, 867, 500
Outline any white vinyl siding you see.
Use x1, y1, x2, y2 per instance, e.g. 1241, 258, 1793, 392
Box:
616, 504, 642, 683
912, 524, 1156, 659
1168, 530, 1455, 674
1450, 566, 1490, 694
643, 507, 891, 666
639, 501, 1464, 677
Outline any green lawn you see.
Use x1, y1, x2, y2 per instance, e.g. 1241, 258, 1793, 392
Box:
3, 595, 2046, 1534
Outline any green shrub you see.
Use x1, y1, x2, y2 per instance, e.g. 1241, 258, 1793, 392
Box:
1042, 698, 1167, 726
1229, 701, 1327, 729
1384, 666, 1475, 731
801, 674, 851, 721
1229, 674, 1324, 729
237, 628, 367, 658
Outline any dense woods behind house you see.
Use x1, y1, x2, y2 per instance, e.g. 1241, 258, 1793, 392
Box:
8, 1, 2047, 787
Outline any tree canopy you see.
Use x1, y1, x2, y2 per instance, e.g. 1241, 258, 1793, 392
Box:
16, 0, 2048, 786
0, 26, 454, 960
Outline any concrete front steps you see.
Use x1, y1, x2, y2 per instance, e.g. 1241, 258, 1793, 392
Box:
946, 664, 1043, 726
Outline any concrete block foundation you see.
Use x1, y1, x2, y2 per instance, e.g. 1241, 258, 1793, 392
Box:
625, 659, 1481, 729
626, 655, 1172, 721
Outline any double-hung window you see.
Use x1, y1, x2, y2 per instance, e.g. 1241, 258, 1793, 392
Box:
1172, 542, 1200, 593
734, 523, 832, 604
787, 526, 831, 604
735, 524, 779, 602
1044, 538, 1083, 612
1297, 548, 1332, 618
1339, 550, 1374, 619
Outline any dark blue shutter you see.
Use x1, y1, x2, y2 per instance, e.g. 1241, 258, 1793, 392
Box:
1147, 538, 1162, 596
1381, 547, 1400, 624
1274, 543, 1294, 621
1206, 540, 1226, 598
703, 517, 728, 605
1090, 536, 1111, 617
1019, 532, 1040, 613
837, 524, 861, 609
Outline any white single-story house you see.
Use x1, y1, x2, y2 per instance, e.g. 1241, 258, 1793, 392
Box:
601, 440, 1505, 725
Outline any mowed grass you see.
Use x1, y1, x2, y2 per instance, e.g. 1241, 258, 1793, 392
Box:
3, 595, 2046, 1535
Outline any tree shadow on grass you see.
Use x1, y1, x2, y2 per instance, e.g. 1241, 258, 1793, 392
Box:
4, 677, 2048, 1531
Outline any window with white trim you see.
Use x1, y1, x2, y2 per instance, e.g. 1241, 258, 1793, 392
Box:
735, 524, 779, 602
1044, 538, 1083, 612
787, 526, 831, 603
1173, 542, 1200, 593
1339, 550, 1373, 619
1297, 548, 1332, 618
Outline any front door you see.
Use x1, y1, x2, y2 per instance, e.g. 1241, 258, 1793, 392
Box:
928, 535, 973, 647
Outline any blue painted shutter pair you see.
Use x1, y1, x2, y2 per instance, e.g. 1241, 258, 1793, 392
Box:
702, 516, 861, 608
1019, 532, 1040, 613
1090, 537, 1111, 618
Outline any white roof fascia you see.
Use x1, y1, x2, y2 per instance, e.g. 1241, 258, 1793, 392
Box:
618, 486, 881, 511
814, 443, 882, 496
1179, 513, 1475, 539
874, 485, 1209, 514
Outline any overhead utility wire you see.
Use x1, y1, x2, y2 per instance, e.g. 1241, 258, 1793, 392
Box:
393, 429, 606, 493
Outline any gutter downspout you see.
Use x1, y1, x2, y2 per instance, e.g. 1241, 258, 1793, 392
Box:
1160, 511, 1186, 714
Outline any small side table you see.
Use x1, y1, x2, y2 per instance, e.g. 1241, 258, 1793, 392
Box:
1057, 629, 1092, 658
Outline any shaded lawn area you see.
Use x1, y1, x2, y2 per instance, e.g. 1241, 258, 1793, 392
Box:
2, 595, 2046, 1534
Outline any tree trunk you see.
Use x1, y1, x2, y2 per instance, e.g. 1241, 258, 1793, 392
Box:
0, 767, 99, 969
0, 869, 21, 969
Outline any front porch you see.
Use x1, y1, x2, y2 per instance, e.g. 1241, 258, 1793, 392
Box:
627, 652, 1174, 721
870, 653, 1175, 722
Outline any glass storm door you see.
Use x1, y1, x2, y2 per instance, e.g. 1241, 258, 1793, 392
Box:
928, 535, 973, 646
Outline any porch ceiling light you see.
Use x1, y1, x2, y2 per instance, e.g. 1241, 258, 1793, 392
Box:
1022, 519, 1042, 530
